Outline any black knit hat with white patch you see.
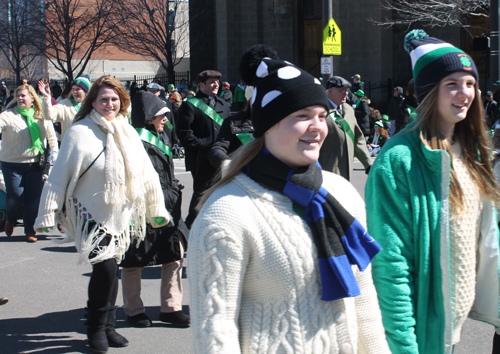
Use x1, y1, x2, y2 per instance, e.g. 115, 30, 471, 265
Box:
248, 59, 330, 137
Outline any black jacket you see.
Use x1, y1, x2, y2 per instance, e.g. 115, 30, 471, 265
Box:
121, 91, 188, 267
485, 99, 498, 128
207, 110, 254, 169
354, 99, 371, 136
394, 94, 418, 134
175, 91, 231, 172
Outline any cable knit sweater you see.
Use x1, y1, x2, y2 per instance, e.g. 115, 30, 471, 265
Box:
188, 170, 390, 354
41, 97, 77, 140
34, 115, 171, 264
0, 106, 58, 163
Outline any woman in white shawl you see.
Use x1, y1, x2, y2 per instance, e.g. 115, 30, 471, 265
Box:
34, 76, 171, 354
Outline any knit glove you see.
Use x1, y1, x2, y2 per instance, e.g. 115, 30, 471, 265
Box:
48, 150, 59, 166
152, 217, 167, 228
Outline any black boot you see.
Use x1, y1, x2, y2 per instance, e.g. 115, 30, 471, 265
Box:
85, 303, 109, 354
106, 307, 129, 347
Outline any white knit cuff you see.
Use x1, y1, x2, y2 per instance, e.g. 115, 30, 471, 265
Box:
147, 204, 172, 227
34, 213, 56, 233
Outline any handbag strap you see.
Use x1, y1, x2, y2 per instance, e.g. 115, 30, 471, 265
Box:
78, 147, 106, 181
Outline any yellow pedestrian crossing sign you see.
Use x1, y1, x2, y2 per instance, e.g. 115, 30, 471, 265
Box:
323, 18, 341, 55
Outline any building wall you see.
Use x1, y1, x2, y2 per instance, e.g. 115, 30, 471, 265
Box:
188, 0, 464, 101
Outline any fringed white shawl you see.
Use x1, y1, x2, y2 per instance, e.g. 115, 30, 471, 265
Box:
34, 113, 170, 264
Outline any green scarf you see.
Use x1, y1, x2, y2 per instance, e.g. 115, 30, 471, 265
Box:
17, 105, 44, 154
70, 98, 82, 111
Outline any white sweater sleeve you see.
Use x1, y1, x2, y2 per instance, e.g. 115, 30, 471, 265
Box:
34, 182, 65, 232
188, 200, 249, 354
42, 96, 64, 122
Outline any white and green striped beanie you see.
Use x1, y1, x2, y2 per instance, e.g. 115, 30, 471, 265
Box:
72, 74, 91, 93
404, 29, 478, 102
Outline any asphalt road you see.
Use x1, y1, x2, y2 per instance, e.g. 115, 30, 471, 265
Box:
0, 157, 495, 353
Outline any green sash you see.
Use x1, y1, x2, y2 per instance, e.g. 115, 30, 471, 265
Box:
187, 97, 224, 126
353, 99, 362, 109
136, 128, 172, 159
236, 132, 253, 144
329, 110, 355, 144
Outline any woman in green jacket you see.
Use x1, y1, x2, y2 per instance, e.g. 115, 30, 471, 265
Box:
366, 30, 500, 354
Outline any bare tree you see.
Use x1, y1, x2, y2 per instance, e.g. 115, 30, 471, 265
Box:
37, 0, 119, 82
372, 0, 489, 29
0, 0, 44, 85
114, 0, 190, 84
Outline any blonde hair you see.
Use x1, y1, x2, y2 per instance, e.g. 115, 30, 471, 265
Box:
6, 84, 42, 119
198, 137, 265, 209
410, 81, 499, 215
74, 75, 130, 123
170, 91, 182, 106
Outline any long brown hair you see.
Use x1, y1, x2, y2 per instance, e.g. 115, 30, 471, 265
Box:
411, 80, 499, 215
198, 137, 265, 209
6, 84, 42, 119
74, 75, 130, 123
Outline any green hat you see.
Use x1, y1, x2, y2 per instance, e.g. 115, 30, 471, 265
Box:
374, 120, 384, 128
404, 29, 478, 102
354, 89, 364, 97
381, 114, 389, 121
168, 84, 175, 89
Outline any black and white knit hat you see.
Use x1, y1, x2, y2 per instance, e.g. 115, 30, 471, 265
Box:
248, 59, 329, 137
404, 29, 478, 102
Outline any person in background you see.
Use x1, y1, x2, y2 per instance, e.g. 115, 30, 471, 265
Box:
353, 89, 371, 136
0, 82, 7, 107
319, 76, 372, 181
124, 81, 131, 92
4, 90, 14, 107
189, 55, 390, 354
352, 73, 364, 92
233, 80, 246, 111
366, 120, 389, 157
121, 91, 189, 328
175, 69, 231, 228
166, 84, 175, 98
168, 91, 182, 122
218, 81, 233, 106
394, 79, 418, 134
387, 86, 404, 135
1, 84, 58, 242
176, 79, 188, 93
129, 82, 138, 99
34, 76, 171, 353
367, 29, 500, 354
484, 90, 498, 129
38, 74, 90, 141
51, 81, 62, 100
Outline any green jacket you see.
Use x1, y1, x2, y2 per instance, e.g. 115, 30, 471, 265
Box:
366, 126, 500, 354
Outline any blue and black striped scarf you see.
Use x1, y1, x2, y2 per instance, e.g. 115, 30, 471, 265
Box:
245, 148, 382, 301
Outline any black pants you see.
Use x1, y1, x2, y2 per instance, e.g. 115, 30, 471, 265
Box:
88, 236, 119, 309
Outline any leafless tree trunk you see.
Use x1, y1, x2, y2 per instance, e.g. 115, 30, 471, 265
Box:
35, 0, 119, 82
0, 0, 44, 86
113, 0, 190, 85
372, 0, 489, 29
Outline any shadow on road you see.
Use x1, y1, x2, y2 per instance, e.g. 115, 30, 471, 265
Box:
0, 308, 88, 353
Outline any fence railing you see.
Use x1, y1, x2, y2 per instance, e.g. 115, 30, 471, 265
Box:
365, 79, 409, 113
0, 71, 191, 91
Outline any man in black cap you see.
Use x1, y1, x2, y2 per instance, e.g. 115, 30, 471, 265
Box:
175, 70, 231, 228
484, 90, 498, 128
318, 76, 372, 181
